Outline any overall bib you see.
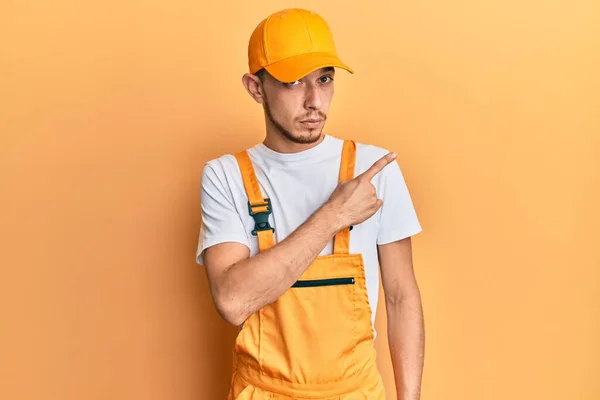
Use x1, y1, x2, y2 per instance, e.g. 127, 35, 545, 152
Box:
228, 140, 386, 399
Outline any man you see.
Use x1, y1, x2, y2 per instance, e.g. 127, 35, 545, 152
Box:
196, 8, 424, 400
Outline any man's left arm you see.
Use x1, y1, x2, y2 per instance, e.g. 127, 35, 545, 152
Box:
378, 236, 425, 400
369, 150, 424, 399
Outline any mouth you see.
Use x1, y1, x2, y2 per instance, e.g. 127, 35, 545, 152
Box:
299, 119, 323, 126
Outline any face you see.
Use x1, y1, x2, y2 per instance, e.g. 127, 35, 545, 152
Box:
245, 67, 335, 145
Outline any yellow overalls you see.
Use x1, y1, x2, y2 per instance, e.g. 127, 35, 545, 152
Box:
228, 140, 386, 399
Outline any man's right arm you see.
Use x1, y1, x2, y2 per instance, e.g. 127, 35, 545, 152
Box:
202, 152, 397, 326
203, 202, 342, 326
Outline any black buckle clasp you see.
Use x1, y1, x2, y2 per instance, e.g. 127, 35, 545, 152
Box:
248, 198, 275, 236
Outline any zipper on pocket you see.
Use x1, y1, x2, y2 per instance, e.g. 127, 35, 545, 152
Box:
292, 277, 355, 288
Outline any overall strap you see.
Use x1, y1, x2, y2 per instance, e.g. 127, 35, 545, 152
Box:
333, 140, 356, 255
234, 151, 275, 252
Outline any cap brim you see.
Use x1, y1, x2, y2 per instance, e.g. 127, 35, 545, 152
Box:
264, 52, 354, 83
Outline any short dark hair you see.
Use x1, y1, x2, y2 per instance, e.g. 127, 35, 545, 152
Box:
255, 68, 267, 82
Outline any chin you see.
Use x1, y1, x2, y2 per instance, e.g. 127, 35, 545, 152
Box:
289, 130, 322, 144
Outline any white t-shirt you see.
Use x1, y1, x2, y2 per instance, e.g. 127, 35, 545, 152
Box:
196, 134, 422, 332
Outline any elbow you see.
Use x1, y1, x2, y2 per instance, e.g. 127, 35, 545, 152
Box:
221, 309, 246, 327
214, 294, 247, 326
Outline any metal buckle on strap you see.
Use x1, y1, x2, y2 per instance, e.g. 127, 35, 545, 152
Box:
248, 198, 275, 236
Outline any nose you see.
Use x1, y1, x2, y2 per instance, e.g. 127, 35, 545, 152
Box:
304, 84, 323, 111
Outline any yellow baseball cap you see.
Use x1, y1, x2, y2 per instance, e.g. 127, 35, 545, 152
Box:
248, 8, 354, 83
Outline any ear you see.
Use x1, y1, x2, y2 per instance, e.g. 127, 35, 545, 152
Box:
242, 73, 265, 104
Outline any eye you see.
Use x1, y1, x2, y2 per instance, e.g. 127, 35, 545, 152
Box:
284, 80, 301, 87
320, 76, 334, 83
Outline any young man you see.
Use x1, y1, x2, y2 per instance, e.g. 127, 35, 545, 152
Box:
196, 8, 424, 400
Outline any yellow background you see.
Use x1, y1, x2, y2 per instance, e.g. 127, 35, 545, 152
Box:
1, 1, 599, 399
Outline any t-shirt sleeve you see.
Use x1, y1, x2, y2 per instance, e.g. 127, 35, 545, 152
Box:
196, 162, 250, 265
376, 159, 422, 245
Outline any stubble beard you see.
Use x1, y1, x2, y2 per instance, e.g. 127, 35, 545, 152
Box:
263, 100, 325, 145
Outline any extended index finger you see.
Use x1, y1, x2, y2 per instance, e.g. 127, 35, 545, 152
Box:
359, 152, 397, 180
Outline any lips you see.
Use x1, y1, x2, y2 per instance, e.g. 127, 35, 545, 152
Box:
300, 119, 323, 123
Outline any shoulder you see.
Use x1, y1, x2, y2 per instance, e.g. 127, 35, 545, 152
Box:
203, 153, 239, 175
353, 140, 401, 178
200, 153, 243, 186
355, 140, 393, 163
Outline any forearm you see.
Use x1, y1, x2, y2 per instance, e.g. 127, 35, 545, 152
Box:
220, 203, 343, 324
387, 292, 425, 400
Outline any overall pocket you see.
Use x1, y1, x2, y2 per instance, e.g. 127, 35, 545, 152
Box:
259, 273, 359, 384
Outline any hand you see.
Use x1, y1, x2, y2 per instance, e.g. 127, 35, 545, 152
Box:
326, 152, 397, 229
